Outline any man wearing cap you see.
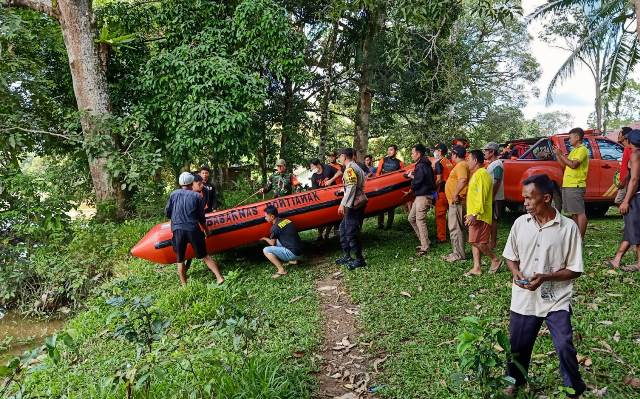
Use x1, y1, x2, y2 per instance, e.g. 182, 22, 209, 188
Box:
336, 148, 367, 270
259, 159, 301, 198
443, 145, 469, 262
484, 142, 505, 250
553, 127, 589, 238
375, 144, 405, 229
609, 130, 640, 271
165, 172, 225, 286
434, 143, 454, 243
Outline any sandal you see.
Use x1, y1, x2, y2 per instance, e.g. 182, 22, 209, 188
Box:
271, 272, 288, 279
489, 259, 504, 273
464, 270, 482, 277
604, 260, 620, 269
622, 265, 640, 272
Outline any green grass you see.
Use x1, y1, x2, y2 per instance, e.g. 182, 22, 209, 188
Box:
16, 223, 322, 398
341, 211, 640, 398
10, 210, 640, 398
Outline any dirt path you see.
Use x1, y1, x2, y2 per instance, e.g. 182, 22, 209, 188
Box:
313, 261, 384, 399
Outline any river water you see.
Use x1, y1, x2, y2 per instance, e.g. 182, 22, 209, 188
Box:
0, 311, 65, 363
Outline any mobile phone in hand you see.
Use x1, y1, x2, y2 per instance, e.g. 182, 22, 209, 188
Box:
515, 279, 529, 285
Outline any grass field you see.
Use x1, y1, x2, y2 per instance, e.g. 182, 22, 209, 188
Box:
6, 210, 640, 398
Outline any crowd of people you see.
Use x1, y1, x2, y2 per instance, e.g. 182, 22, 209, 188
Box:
162, 127, 640, 398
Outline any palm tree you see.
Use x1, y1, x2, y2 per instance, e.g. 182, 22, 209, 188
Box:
528, 0, 640, 130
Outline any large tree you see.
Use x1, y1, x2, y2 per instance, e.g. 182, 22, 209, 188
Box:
3, 0, 123, 218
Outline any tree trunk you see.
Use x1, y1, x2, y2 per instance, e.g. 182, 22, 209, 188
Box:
353, 6, 385, 161
318, 20, 339, 159
7, 0, 124, 219
594, 79, 602, 131
636, 0, 640, 41
279, 77, 294, 160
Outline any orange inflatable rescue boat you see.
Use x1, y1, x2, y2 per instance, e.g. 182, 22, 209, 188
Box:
130, 166, 414, 264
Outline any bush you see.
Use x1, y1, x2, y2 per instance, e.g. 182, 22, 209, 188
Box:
0, 220, 155, 315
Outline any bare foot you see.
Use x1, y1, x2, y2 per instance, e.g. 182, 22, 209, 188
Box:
464, 269, 482, 277
622, 265, 640, 272
216, 277, 225, 285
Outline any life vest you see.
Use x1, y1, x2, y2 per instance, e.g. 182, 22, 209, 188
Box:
438, 157, 454, 181
377, 156, 404, 175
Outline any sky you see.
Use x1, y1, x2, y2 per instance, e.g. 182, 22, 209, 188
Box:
517, 0, 640, 131
521, 1, 597, 129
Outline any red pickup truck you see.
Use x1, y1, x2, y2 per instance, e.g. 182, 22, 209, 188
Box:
502, 131, 624, 216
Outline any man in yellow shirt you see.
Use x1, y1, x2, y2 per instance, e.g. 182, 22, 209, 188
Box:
443, 145, 469, 262
465, 150, 502, 275
553, 127, 589, 238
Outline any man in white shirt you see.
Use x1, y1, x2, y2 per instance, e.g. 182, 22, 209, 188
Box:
502, 174, 585, 398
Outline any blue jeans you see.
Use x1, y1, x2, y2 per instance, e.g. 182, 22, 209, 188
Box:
263, 240, 301, 262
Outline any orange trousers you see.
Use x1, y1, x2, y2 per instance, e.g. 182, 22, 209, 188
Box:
435, 193, 448, 242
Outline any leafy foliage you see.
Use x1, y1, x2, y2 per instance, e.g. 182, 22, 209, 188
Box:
452, 316, 516, 397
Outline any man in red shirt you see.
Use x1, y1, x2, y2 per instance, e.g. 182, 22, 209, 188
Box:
615, 127, 633, 205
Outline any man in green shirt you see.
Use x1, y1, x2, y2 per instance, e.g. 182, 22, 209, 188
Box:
259, 159, 301, 198
553, 127, 589, 238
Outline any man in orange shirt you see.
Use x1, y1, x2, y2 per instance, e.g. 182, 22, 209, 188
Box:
376, 144, 405, 229
434, 143, 453, 243
443, 145, 469, 262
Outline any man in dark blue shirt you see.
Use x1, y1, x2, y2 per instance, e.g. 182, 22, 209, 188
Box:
165, 172, 224, 286
260, 205, 303, 278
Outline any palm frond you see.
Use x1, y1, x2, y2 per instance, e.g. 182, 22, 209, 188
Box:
545, 12, 617, 104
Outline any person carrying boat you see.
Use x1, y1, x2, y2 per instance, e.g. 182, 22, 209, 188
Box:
198, 165, 220, 212
363, 155, 375, 177
165, 172, 224, 286
260, 205, 303, 279
375, 144, 404, 229
336, 148, 367, 270
259, 159, 301, 198
310, 159, 338, 241
325, 151, 344, 186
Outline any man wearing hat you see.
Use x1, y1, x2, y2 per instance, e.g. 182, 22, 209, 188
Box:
165, 172, 225, 286
484, 142, 505, 251
609, 130, 640, 271
259, 159, 301, 198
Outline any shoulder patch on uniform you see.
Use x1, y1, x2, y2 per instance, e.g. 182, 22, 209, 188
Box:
344, 167, 357, 185
278, 219, 291, 229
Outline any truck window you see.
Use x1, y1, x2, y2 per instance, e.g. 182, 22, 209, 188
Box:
522, 139, 553, 160
595, 139, 623, 161
564, 138, 593, 158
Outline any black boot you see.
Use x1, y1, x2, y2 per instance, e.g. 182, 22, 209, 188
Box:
347, 258, 366, 270
335, 252, 352, 265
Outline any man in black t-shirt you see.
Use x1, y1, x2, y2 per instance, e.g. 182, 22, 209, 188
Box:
260, 205, 303, 278
309, 159, 338, 240
309, 159, 337, 189
198, 166, 219, 213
